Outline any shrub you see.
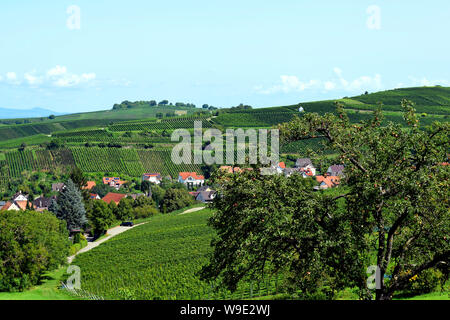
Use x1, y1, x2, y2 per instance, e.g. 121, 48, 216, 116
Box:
404, 268, 443, 295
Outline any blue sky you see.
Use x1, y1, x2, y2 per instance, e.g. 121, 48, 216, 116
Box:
0, 0, 449, 113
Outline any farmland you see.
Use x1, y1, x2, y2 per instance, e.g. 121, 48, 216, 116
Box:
0, 86, 449, 190
72, 209, 284, 300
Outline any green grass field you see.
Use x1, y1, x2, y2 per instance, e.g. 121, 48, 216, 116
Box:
0, 267, 78, 300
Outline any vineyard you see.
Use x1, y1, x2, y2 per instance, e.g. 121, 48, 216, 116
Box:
70, 147, 145, 177
213, 111, 296, 127
138, 149, 203, 178
72, 209, 285, 300
0, 149, 76, 180
109, 117, 213, 132
53, 129, 113, 142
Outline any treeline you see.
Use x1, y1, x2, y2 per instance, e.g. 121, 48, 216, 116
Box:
112, 100, 197, 110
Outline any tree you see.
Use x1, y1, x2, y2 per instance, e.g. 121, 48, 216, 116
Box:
116, 198, 134, 221
0, 210, 70, 291
160, 188, 194, 213
56, 179, 88, 231
151, 184, 166, 208
18, 143, 27, 151
70, 167, 87, 190
89, 200, 115, 237
141, 180, 151, 195
200, 100, 449, 300
69, 167, 89, 201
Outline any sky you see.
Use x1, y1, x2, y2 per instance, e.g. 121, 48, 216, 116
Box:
0, 0, 449, 113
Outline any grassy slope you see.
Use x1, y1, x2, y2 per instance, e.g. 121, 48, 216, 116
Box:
71, 209, 449, 301
0, 267, 78, 300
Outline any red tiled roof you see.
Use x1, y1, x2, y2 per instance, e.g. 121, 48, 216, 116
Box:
179, 172, 205, 180
103, 177, 126, 186
1, 201, 13, 211
278, 162, 286, 169
219, 166, 252, 174
83, 181, 97, 190
102, 192, 127, 204
316, 176, 340, 188
143, 173, 161, 178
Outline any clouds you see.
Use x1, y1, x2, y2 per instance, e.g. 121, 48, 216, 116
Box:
255, 68, 384, 95
405, 77, 450, 88
46, 66, 96, 87
1, 66, 97, 88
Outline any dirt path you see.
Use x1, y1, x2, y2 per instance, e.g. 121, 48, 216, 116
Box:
67, 222, 148, 264
179, 206, 206, 215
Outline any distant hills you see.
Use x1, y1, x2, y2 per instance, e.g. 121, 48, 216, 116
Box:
0, 107, 64, 120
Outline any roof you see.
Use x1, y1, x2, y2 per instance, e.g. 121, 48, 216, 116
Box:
219, 166, 252, 174
52, 183, 65, 191
102, 192, 127, 204
103, 177, 126, 186
1, 201, 13, 211
316, 175, 340, 188
179, 172, 205, 180
83, 181, 97, 190
90, 193, 100, 199
278, 162, 286, 169
296, 158, 313, 168
127, 193, 146, 200
33, 196, 57, 208
327, 165, 345, 175
143, 173, 162, 179
197, 185, 212, 192
196, 191, 216, 201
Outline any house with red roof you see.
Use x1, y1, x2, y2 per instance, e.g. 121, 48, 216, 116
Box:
1, 192, 35, 211
102, 192, 127, 205
83, 181, 97, 190
315, 175, 340, 190
103, 177, 127, 190
178, 172, 205, 187
90, 193, 101, 200
219, 166, 253, 174
142, 173, 162, 184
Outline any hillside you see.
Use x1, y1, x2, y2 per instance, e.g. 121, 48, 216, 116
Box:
0, 86, 448, 191
71, 208, 281, 300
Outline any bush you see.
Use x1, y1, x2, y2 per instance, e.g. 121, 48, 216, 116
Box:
134, 206, 159, 219
404, 268, 443, 295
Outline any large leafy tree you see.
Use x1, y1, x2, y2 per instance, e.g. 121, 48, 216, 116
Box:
0, 210, 70, 291
88, 200, 115, 237
201, 100, 449, 300
161, 188, 194, 213
56, 179, 88, 231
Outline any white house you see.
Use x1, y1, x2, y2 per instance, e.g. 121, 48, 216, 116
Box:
142, 173, 162, 184
295, 158, 316, 176
178, 172, 205, 187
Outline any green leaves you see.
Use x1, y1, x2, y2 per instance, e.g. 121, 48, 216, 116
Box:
204, 102, 449, 300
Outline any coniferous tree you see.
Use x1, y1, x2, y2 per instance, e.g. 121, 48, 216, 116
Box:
56, 179, 87, 231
